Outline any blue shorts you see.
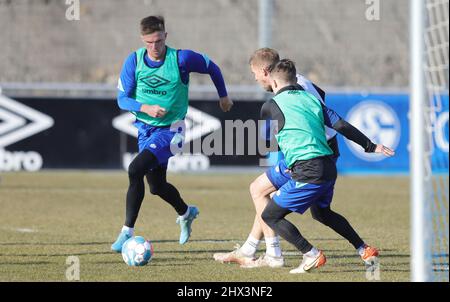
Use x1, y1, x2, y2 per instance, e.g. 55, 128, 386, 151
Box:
135, 120, 184, 167
266, 156, 339, 190
273, 180, 335, 214
265, 159, 291, 190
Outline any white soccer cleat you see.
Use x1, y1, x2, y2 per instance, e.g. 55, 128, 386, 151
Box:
240, 253, 285, 268
213, 244, 255, 265
289, 250, 326, 274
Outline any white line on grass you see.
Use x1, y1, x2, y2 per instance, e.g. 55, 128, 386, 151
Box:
1, 227, 38, 233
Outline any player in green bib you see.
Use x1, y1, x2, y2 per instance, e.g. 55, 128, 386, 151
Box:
259, 59, 390, 274
112, 16, 233, 252
214, 48, 394, 269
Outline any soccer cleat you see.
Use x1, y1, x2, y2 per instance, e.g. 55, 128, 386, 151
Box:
213, 244, 256, 266
360, 244, 379, 265
240, 253, 285, 268
289, 250, 326, 274
176, 206, 199, 245
111, 231, 132, 253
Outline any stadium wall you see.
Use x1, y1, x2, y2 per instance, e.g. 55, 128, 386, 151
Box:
0, 0, 409, 88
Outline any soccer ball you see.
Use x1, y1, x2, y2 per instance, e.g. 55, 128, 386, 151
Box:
121, 236, 154, 266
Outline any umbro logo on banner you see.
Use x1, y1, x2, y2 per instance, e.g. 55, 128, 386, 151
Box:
112, 106, 221, 143
0, 94, 54, 171
112, 106, 221, 171
0, 95, 54, 148
141, 75, 170, 89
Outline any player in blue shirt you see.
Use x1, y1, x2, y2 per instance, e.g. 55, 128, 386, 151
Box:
112, 16, 233, 252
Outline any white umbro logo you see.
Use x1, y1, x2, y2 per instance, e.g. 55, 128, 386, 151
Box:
0, 95, 54, 148
112, 106, 221, 143
112, 106, 220, 172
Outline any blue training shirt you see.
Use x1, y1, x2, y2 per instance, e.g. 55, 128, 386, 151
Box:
117, 48, 228, 112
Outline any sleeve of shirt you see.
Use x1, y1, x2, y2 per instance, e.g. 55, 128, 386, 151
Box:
321, 103, 342, 128
260, 100, 274, 120
312, 83, 326, 102
333, 119, 377, 152
260, 100, 283, 151
117, 52, 142, 112
178, 49, 228, 98
261, 99, 285, 131
322, 103, 377, 152
261, 100, 275, 143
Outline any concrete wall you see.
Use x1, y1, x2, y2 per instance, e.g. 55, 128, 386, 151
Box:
0, 0, 409, 88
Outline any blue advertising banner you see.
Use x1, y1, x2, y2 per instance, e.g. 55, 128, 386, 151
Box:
268, 92, 448, 175
325, 92, 448, 174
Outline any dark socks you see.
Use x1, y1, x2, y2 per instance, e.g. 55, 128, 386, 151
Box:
262, 199, 313, 254
124, 150, 189, 228
146, 167, 188, 216
310, 205, 364, 249
124, 150, 159, 227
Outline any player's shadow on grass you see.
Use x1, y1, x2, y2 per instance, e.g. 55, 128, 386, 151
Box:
150, 263, 191, 267
329, 253, 410, 259
0, 239, 242, 246
0, 241, 111, 246
317, 265, 410, 273
0, 261, 51, 265
92, 259, 190, 267
92, 260, 192, 267
151, 239, 243, 243
156, 249, 238, 254
281, 248, 400, 254
329, 268, 410, 273
0, 251, 113, 257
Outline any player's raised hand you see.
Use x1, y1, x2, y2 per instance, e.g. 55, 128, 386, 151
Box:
375, 144, 395, 157
141, 104, 167, 118
219, 96, 233, 112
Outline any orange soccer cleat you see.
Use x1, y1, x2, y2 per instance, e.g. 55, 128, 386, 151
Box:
360, 244, 380, 265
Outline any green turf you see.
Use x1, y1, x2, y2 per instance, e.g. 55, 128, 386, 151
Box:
0, 171, 410, 281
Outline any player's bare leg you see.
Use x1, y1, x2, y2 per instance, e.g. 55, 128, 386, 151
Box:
248, 215, 264, 241
249, 173, 277, 239
214, 173, 284, 267
240, 182, 284, 268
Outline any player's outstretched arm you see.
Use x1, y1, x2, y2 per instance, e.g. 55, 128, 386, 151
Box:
179, 49, 233, 112
321, 103, 394, 156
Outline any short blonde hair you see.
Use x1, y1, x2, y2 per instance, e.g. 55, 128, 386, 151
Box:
249, 48, 280, 68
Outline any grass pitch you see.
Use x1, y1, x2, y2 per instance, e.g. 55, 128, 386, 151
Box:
0, 171, 410, 282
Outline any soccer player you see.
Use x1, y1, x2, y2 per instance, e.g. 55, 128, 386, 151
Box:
214, 48, 394, 269
111, 16, 233, 252
259, 59, 393, 273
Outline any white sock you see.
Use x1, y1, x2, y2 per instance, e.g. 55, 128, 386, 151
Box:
122, 225, 134, 236
180, 207, 190, 220
240, 235, 260, 257
357, 244, 367, 256
265, 236, 282, 258
305, 247, 320, 257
